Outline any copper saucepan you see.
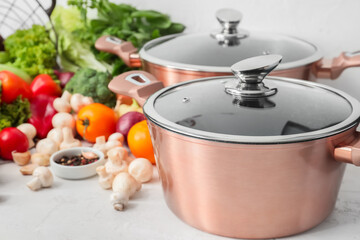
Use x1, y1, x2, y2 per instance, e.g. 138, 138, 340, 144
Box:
108, 55, 360, 239
97, 9, 360, 86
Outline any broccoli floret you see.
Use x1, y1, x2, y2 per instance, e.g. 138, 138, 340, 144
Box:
65, 68, 116, 108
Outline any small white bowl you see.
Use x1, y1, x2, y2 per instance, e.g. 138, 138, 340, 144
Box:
50, 147, 105, 180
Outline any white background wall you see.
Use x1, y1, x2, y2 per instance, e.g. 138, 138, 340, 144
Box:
58, 0, 360, 100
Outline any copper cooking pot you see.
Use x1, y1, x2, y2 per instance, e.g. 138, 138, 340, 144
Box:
96, 9, 360, 86
108, 55, 360, 239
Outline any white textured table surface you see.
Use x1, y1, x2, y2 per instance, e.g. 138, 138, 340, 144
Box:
1, 161, 360, 240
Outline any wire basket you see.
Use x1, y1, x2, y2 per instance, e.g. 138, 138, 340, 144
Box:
0, 0, 56, 40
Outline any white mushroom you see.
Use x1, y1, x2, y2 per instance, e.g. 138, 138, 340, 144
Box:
105, 133, 124, 153
105, 147, 128, 175
96, 147, 128, 190
47, 128, 63, 147
17, 123, 36, 149
36, 138, 58, 155
59, 127, 81, 150
108, 132, 124, 145
96, 166, 114, 190
27, 166, 53, 191
31, 153, 50, 166
110, 172, 141, 211
128, 158, 153, 183
12, 151, 31, 166
105, 140, 122, 153
93, 136, 107, 155
52, 112, 76, 130
53, 91, 72, 113
70, 93, 94, 112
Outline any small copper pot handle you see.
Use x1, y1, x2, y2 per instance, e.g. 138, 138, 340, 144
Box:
95, 36, 142, 68
313, 51, 360, 79
108, 71, 164, 106
334, 132, 360, 166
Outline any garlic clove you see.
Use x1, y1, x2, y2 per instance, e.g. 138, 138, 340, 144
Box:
12, 151, 31, 166
82, 151, 99, 159
19, 163, 38, 175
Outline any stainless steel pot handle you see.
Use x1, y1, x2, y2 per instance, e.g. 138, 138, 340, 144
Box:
211, 8, 248, 46
313, 51, 360, 79
225, 54, 282, 98
95, 36, 141, 68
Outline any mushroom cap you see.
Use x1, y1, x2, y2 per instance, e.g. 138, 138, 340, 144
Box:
128, 158, 153, 183
108, 147, 128, 164
33, 166, 53, 187
17, 123, 37, 138
112, 172, 140, 194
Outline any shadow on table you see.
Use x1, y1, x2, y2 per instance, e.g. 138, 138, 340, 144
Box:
289, 198, 360, 238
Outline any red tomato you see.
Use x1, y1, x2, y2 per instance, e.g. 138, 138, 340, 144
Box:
30, 74, 62, 97
0, 127, 29, 160
0, 70, 32, 104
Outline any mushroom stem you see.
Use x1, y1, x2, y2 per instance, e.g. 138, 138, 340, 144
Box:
27, 177, 42, 191
110, 192, 128, 211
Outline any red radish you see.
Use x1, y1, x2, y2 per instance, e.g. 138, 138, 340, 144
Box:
116, 111, 146, 140
0, 127, 29, 160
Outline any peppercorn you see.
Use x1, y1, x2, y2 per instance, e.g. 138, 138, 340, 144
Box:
54, 153, 99, 166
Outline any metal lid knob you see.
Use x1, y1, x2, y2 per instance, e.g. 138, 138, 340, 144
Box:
211, 8, 248, 46
216, 9, 242, 34
225, 55, 282, 98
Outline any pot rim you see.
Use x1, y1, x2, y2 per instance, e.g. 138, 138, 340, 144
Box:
139, 32, 324, 73
143, 76, 360, 144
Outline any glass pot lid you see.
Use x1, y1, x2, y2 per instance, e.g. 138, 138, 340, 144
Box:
140, 9, 323, 72
143, 55, 360, 144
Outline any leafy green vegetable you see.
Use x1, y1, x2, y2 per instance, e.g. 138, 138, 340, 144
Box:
50, 6, 113, 73
4, 25, 57, 78
0, 94, 31, 131
0, 52, 10, 64
64, 68, 116, 107
62, 0, 185, 76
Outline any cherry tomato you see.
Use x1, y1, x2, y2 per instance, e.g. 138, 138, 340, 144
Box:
30, 74, 62, 97
127, 120, 155, 164
0, 70, 32, 104
76, 103, 117, 143
0, 127, 29, 160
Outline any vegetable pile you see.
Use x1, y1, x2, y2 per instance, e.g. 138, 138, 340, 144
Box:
53, 0, 185, 76
0, 0, 183, 208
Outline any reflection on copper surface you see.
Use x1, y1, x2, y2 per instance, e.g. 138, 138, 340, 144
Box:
147, 121, 358, 239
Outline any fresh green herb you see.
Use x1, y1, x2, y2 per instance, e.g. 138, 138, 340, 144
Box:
64, 68, 116, 107
0, 95, 31, 131
4, 25, 57, 78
